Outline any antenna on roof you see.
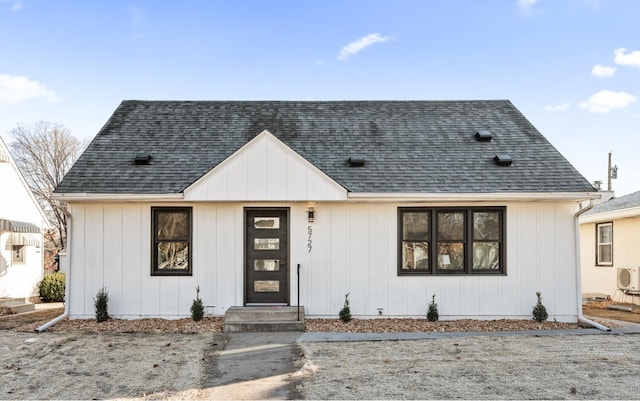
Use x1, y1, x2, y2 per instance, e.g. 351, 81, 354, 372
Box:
607, 151, 618, 191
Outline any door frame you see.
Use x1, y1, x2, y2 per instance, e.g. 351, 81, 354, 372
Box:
243, 207, 290, 305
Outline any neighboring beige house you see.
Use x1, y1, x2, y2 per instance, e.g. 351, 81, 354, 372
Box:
0, 137, 49, 303
580, 190, 640, 305
54, 100, 598, 322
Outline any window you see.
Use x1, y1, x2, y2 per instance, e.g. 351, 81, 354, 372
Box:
12, 245, 25, 264
596, 222, 613, 266
399, 207, 505, 275
151, 207, 192, 276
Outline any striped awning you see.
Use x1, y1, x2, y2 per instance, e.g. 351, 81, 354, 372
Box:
0, 219, 41, 233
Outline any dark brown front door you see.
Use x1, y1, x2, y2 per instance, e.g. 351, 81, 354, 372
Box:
245, 208, 289, 304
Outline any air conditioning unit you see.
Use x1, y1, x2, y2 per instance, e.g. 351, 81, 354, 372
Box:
617, 267, 640, 291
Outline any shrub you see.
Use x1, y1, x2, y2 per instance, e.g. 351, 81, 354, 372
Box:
39, 272, 66, 302
94, 287, 110, 322
427, 294, 439, 322
191, 286, 205, 321
532, 291, 548, 323
339, 292, 352, 323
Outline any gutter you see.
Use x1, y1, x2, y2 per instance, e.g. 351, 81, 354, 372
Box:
36, 212, 71, 332
574, 199, 611, 332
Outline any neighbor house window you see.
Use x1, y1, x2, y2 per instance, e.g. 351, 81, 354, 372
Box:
12, 245, 25, 264
152, 207, 192, 276
596, 222, 613, 266
399, 207, 505, 275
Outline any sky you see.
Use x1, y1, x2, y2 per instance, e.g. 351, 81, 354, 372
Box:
0, 0, 638, 196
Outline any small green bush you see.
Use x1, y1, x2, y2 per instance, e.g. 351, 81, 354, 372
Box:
339, 292, 352, 323
94, 287, 110, 322
191, 286, 205, 321
39, 272, 66, 302
427, 294, 439, 322
532, 291, 548, 323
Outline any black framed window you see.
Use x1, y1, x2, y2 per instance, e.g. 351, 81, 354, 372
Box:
399, 207, 505, 275
596, 222, 613, 266
151, 207, 192, 276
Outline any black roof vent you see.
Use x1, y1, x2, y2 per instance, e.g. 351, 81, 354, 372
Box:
134, 153, 152, 165
494, 154, 513, 166
475, 130, 492, 142
348, 157, 365, 167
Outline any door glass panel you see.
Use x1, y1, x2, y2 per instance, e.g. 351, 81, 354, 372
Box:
254, 238, 280, 250
254, 280, 280, 292
254, 217, 280, 229
254, 259, 280, 271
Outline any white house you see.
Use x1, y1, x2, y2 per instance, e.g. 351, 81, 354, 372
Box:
580, 190, 640, 305
54, 100, 598, 322
0, 137, 49, 303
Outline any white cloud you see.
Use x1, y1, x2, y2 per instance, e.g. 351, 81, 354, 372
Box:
545, 102, 571, 112
338, 33, 391, 61
0, 0, 23, 11
0, 74, 58, 104
591, 64, 616, 77
614, 48, 640, 68
579, 90, 636, 113
517, 0, 538, 10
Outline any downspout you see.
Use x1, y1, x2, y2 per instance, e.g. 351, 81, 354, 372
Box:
574, 198, 610, 332
36, 211, 71, 332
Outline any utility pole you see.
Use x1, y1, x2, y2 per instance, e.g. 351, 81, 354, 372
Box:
607, 151, 618, 191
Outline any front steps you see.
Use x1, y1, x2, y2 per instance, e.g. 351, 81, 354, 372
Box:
0, 298, 36, 314
223, 306, 305, 332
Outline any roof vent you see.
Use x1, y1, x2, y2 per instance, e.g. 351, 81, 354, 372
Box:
475, 130, 492, 142
134, 153, 152, 165
493, 154, 513, 166
348, 157, 365, 167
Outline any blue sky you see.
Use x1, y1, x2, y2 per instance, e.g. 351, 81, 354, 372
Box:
1, 0, 638, 196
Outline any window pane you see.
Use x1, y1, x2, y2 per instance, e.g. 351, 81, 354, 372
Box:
598, 245, 612, 264
402, 242, 429, 270
598, 224, 612, 243
157, 212, 189, 240
157, 242, 189, 270
474, 212, 500, 240
254, 280, 280, 292
403, 212, 429, 240
438, 212, 464, 240
437, 243, 464, 270
254, 238, 280, 250
473, 242, 500, 270
254, 217, 280, 229
254, 259, 280, 271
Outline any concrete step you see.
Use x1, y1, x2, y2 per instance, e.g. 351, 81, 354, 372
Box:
223, 306, 304, 332
9, 303, 36, 314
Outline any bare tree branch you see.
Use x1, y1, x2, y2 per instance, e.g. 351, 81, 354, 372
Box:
9, 121, 82, 250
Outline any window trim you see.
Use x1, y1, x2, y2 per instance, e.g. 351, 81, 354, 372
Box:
398, 207, 506, 276
151, 207, 193, 276
595, 222, 613, 266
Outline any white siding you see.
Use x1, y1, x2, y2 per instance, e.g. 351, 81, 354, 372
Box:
184, 131, 347, 201
67, 201, 580, 322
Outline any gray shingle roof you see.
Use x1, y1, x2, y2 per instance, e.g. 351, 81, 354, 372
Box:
55, 100, 594, 194
584, 190, 640, 215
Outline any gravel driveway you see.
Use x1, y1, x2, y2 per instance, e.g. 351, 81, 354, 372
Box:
296, 332, 640, 400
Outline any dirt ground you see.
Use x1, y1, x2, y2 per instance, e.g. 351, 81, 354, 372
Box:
1, 303, 639, 399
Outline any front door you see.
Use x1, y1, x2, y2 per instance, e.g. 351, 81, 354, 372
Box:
245, 208, 289, 304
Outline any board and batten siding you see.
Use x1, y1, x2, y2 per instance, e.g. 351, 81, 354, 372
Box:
66, 201, 579, 321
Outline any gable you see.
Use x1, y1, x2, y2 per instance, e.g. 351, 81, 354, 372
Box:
184, 130, 347, 201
